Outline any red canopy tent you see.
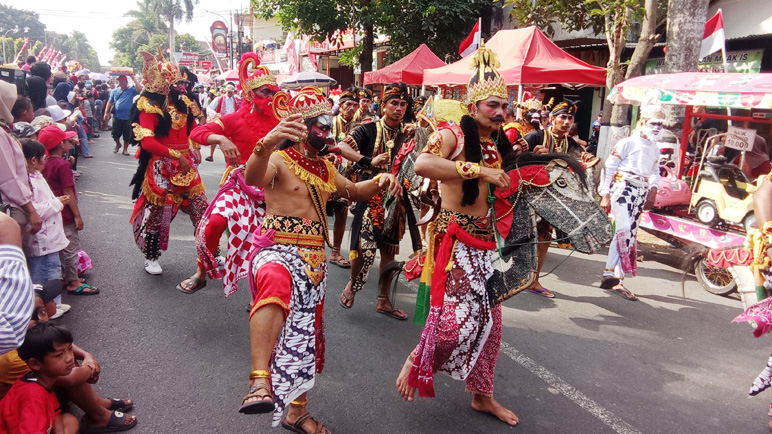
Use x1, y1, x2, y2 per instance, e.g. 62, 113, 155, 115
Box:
364, 44, 445, 86
422, 26, 606, 87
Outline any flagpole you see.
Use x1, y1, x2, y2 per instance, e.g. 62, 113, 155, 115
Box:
716, 9, 732, 128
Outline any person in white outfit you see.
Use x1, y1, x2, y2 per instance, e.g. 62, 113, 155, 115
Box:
598, 106, 663, 300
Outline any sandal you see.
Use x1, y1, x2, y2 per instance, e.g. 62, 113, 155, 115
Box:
376, 296, 407, 320
108, 398, 133, 412
608, 284, 638, 301
527, 287, 555, 298
239, 370, 275, 414
66, 283, 100, 296
339, 284, 354, 309
328, 248, 351, 268
176, 276, 206, 294
280, 399, 330, 434
376, 306, 408, 320
80, 410, 137, 433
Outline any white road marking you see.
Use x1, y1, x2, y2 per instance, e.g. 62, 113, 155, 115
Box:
499, 342, 641, 434
398, 275, 640, 434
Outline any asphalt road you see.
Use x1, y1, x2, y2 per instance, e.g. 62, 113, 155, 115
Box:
56, 134, 772, 434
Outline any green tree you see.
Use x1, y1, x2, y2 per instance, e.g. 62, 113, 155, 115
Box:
176, 33, 203, 55
509, 0, 661, 157
150, 0, 199, 63
0, 5, 46, 42
253, 0, 486, 73
62, 31, 100, 71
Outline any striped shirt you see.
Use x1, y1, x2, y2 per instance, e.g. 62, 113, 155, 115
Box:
0, 245, 33, 355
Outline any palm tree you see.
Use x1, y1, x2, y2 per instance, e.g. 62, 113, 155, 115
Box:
125, 0, 167, 45
150, 0, 198, 63
62, 31, 99, 69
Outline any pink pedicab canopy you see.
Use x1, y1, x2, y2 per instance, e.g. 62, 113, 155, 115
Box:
422, 26, 607, 87
608, 72, 772, 109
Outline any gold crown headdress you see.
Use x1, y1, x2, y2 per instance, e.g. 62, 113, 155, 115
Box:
238, 52, 278, 102
272, 86, 332, 120
140, 49, 184, 96
466, 40, 507, 104
518, 97, 543, 112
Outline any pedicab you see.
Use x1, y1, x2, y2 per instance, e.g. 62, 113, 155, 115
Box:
608, 72, 772, 297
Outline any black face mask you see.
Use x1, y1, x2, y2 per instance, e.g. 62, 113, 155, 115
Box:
307, 115, 334, 152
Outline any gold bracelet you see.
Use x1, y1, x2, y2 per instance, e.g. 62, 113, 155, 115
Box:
762, 221, 772, 247
253, 139, 271, 158
168, 149, 182, 160
455, 161, 480, 179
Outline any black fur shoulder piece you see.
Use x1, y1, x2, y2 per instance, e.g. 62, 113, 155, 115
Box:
460, 115, 481, 207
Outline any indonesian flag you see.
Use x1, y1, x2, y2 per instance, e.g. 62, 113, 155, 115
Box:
458, 18, 481, 58
700, 10, 725, 59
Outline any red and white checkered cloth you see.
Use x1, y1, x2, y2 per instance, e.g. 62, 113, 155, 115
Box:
196, 167, 265, 296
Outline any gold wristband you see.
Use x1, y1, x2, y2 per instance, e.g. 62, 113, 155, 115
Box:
253, 139, 272, 158
168, 149, 182, 160
455, 161, 481, 179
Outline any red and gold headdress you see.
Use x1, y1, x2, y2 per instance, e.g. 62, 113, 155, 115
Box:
272, 86, 332, 120
466, 40, 507, 104
140, 49, 184, 96
238, 52, 278, 102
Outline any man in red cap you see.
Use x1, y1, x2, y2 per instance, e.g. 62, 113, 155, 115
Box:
176, 53, 280, 295
239, 86, 400, 433
38, 126, 98, 296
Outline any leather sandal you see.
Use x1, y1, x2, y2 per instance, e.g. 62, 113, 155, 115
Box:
239, 370, 275, 414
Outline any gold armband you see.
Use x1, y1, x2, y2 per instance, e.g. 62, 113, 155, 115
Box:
424, 132, 444, 157
168, 149, 182, 160
253, 138, 272, 158
762, 221, 772, 247
132, 123, 154, 141
455, 161, 480, 179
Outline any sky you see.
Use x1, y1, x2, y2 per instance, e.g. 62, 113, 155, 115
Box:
26, 0, 252, 66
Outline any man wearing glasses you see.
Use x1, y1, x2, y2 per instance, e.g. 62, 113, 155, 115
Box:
178, 53, 279, 295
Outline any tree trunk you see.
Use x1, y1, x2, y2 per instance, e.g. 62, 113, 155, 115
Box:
359, 23, 374, 75
664, 0, 710, 138
168, 18, 176, 64
596, 4, 630, 159
626, 0, 658, 79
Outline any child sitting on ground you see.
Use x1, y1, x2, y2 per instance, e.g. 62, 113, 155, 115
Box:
20, 138, 72, 319
0, 302, 137, 433
0, 323, 79, 434
37, 126, 99, 296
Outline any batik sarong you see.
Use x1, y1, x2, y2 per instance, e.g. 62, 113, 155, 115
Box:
130, 150, 207, 257
408, 209, 501, 398
609, 173, 649, 276
195, 166, 266, 296
248, 215, 327, 427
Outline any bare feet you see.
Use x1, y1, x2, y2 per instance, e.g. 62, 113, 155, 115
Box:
339, 282, 355, 309
471, 394, 518, 426
396, 352, 416, 401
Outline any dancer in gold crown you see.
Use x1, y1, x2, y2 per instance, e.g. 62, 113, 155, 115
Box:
395, 43, 518, 426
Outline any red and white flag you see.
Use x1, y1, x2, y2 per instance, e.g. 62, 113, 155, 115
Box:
700, 10, 725, 59
458, 18, 481, 58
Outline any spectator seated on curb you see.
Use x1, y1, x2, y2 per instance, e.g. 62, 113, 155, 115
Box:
0, 317, 138, 433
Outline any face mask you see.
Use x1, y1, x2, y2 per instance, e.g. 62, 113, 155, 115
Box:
308, 115, 334, 151
641, 119, 665, 142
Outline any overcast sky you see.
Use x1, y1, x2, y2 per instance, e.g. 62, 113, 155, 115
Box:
27, 0, 251, 66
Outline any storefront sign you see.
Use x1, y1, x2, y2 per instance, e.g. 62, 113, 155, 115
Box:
725, 126, 756, 151
645, 49, 763, 75
178, 52, 199, 67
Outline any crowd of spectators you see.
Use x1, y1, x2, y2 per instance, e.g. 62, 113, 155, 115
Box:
0, 62, 138, 432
